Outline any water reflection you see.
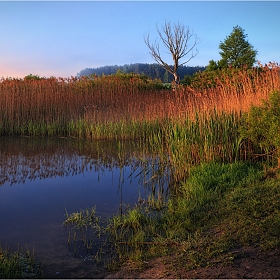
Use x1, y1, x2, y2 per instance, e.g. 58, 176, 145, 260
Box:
0, 136, 168, 278
0, 137, 154, 186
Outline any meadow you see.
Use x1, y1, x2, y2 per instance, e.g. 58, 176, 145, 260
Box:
1, 62, 280, 277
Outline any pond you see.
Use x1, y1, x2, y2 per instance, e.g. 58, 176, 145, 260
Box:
0, 136, 168, 278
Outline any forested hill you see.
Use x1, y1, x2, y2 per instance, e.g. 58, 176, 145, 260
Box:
77, 63, 206, 82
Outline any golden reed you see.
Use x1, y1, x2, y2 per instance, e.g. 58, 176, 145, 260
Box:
0, 63, 279, 136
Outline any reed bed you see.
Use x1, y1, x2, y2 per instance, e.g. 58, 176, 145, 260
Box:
1, 64, 279, 176
0, 64, 279, 138
0, 74, 174, 137
0, 64, 279, 174
176, 62, 280, 118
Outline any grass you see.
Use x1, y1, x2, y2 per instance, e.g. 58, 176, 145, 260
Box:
63, 161, 280, 272
0, 246, 44, 279
104, 161, 280, 271
175, 163, 280, 271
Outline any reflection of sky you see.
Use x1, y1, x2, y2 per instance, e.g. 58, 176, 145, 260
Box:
0, 138, 163, 276
0, 162, 147, 242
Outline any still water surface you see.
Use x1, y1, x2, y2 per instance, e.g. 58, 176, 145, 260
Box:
0, 137, 166, 278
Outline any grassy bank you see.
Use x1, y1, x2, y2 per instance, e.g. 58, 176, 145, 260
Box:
64, 161, 280, 273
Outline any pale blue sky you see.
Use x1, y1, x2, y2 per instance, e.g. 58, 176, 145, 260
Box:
0, 1, 279, 78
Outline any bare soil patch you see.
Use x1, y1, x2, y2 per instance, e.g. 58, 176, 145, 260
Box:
105, 247, 280, 279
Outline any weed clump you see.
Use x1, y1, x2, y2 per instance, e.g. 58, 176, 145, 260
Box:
240, 90, 280, 168
0, 246, 44, 279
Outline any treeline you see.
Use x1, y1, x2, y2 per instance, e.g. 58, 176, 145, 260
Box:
77, 63, 205, 82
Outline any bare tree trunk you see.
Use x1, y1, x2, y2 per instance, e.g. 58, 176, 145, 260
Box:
174, 73, 180, 84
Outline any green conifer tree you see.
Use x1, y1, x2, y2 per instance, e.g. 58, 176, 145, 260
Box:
219, 25, 257, 68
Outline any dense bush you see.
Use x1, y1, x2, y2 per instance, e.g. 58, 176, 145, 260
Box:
240, 90, 280, 168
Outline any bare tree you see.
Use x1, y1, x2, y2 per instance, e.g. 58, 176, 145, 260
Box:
144, 21, 200, 85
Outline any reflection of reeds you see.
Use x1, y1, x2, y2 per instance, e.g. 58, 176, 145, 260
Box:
0, 137, 158, 186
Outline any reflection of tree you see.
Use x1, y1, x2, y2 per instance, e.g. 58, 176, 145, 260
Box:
0, 137, 161, 186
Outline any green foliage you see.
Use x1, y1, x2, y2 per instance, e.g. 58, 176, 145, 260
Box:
189, 69, 219, 88
115, 69, 149, 81
205, 59, 219, 71
219, 25, 257, 68
24, 74, 44, 80
240, 90, 280, 167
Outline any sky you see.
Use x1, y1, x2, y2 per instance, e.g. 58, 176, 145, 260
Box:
0, 1, 279, 78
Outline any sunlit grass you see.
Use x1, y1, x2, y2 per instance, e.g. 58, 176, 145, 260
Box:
63, 161, 280, 271
105, 162, 280, 270
0, 65, 279, 140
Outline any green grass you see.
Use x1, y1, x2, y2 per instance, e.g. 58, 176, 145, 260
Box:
0, 246, 44, 279
65, 161, 280, 271
0, 118, 165, 141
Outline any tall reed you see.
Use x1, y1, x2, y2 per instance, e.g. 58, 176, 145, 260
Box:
0, 74, 174, 137
0, 65, 279, 139
162, 111, 260, 183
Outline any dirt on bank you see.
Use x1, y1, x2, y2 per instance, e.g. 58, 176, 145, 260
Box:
43, 246, 280, 278
104, 246, 280, 279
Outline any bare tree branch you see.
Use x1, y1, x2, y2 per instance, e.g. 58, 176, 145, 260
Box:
144, 21, 200, 85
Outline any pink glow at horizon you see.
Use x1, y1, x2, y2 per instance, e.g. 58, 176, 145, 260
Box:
1, 1, 279, 78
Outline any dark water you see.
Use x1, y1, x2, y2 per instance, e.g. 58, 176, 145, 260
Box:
0, 137, 166, 278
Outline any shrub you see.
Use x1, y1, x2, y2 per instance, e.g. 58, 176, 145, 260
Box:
240, 90, 280, 167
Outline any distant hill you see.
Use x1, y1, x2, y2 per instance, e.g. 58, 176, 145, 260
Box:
77, 63, 206, 82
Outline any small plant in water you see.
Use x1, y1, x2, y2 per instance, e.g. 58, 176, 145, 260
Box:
64, 207, 101, 232
0, 245, 44, 279
64, 207, 109, 261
